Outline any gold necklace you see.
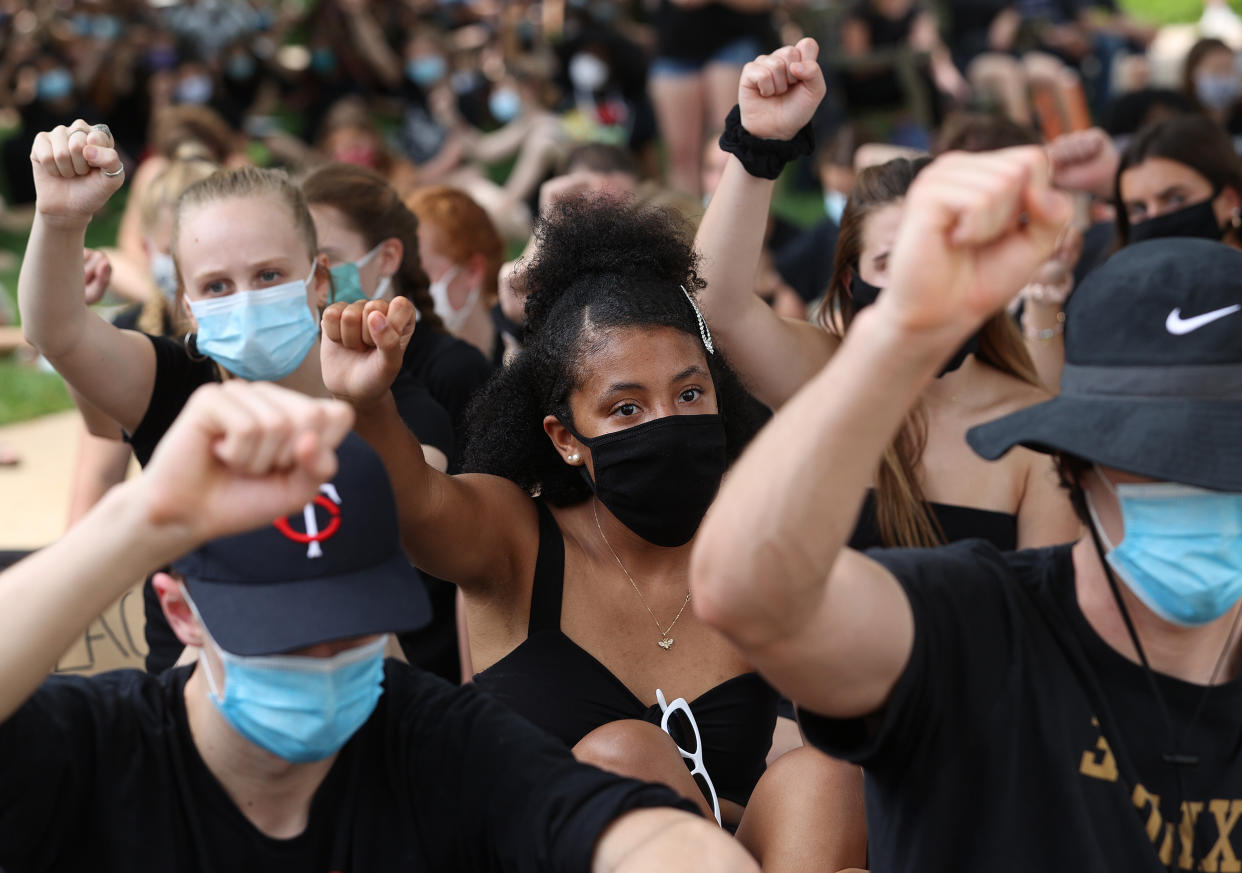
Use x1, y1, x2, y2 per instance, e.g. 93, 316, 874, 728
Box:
592, 500, 692, 651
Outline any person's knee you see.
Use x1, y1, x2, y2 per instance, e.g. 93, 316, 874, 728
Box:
573, 719, 681, 774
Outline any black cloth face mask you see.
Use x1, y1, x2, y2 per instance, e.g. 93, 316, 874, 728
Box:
850, 271, 978, 376
1128, 197, 1225, 244
561, 413, 728, 548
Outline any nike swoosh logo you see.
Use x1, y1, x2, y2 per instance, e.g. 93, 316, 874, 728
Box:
1165, 304, 1242, 335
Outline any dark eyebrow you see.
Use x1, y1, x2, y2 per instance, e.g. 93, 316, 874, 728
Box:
1156, 185, 1190, 200
671, 365, 708, 384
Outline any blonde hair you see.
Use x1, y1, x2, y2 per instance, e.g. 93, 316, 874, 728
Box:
171, 166, 319, 301
405, 185, 503, 302
136, 144, 220, 335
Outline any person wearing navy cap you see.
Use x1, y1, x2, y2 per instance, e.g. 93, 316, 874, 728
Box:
690, 147, 1242, 871
0, 381, 755, 872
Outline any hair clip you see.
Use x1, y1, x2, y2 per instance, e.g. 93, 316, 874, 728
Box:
682, 285, 714, 355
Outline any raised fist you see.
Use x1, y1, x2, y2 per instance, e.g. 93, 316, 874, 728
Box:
320, 297, 416, 408
737, 39, 826, 143
30, 120, 125, 230
142, 381, 354, 545
83, 248, 112, 304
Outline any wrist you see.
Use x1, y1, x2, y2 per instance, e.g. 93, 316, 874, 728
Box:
719, 105, 815, 180
100, 478, 201, 570
33, 211, 91, 235
1023, 309, 1065, 341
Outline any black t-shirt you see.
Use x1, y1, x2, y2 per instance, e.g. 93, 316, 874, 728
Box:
800, 541, 1242, 872
401, 326, 494, 441
0, 661, 692, 872
654, 1, 773, 63
775, 217, 840, 304
127, 334, 455, 468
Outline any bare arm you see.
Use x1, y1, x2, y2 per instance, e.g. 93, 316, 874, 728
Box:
19, 121, 156, 432
694, 40, 838, 409
321, 298, 538, 592
1016, 451, 1081, 548
0, 382, 352, 724
593, 808, 758, 873
692, 147, 1072, 718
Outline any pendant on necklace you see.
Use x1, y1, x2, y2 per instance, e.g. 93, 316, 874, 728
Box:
658, 637, 674, 650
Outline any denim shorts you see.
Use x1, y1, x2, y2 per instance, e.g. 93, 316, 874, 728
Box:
650, 36, 762, 77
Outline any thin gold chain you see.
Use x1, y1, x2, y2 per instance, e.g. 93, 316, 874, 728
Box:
592, 499, 692, 641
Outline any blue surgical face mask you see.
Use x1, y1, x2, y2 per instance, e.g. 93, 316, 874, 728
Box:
328, 242, 391, 304
149, 249, 179, 301
488, 87, 522, 123
823, 189, 848, 225
1196, 72, 1240, 112
189, 266, 319, 381
37, 68, 74, 102
198, 630, 387, 763
406, 55, 446, 87
1087, 468, 1242, 626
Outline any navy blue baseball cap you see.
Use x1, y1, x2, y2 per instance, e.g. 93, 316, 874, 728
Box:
172, 432, 431, 656
968, 238, 1242, 491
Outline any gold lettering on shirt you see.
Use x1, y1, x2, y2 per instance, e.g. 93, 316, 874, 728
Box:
1203, 800, 1242, 872
1080, 717, 1119, 783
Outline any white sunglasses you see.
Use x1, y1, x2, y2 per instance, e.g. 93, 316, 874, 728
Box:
656, 688, 722, 826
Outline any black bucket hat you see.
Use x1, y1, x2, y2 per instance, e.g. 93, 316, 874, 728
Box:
968, 238, 1242, 492
172, 432, 431, 656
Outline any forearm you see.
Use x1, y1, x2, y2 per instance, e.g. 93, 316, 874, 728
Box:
99, 247, 156, 304
695, 158, 778, 330
1022, 301, 1065, 392
594, 809, 758, 873
345, 10, 401, 87
18, 217, 90, 356
349, 394, 439, 548
693, 307, 945, 644
0, 478, 188, 721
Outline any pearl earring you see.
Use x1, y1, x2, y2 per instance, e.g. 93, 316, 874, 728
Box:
568, 452, 580, 463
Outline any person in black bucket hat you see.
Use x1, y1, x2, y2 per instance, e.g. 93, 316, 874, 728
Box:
0, 382, 754, 872
691, 147, 1242, 871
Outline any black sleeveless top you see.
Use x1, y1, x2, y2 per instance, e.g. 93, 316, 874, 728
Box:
472, 502, 779, 806
848, 491, 1019, 552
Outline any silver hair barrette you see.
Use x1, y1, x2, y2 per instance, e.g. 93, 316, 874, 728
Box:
681, 285, 714, 355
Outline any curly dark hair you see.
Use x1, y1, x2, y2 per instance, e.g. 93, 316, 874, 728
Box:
462, 196, 767, 505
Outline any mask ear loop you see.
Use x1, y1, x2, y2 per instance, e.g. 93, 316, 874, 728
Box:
180, 585, 227, 701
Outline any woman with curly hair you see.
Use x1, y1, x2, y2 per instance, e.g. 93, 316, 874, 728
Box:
320, 196, 864, 870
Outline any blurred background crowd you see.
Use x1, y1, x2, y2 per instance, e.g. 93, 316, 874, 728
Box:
0, 0, 1238, 448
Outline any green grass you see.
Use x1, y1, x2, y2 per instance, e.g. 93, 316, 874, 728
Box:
0, 190, 127, 426
1120, 0, 1236, 24
0, 359, 72, 426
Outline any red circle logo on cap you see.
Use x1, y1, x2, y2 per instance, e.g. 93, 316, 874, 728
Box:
274, 494, 342, 546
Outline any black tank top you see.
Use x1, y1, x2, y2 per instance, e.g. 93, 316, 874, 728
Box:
473, 502, 778, 806
848, 490, 1020, 552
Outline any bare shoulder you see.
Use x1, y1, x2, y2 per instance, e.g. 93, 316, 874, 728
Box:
977, 364, 1053, 418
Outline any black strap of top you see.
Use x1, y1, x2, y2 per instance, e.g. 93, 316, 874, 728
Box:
527, 501, 568, 636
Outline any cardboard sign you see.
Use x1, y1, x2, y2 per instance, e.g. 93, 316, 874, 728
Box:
54, 581, 148, 675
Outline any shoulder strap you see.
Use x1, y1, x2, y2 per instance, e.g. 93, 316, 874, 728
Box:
527, 501, 567, 635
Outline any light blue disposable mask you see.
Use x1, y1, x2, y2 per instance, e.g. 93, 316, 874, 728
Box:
328, 242, 391, 304
189, 266, 319, 381
488, 88, 522, 123
37, 68, 74, 102
149, 250, 179, 301
1087, 468, 1242, 626
199, 632, 387, 763
1196, 73, 1240, 112
824, 189, 848, 225
407, 56, 446, 87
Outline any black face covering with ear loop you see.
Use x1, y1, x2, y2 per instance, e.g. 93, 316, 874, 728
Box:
560, 414, 728, 548
1128, 197, 1226, 244
850, 271, 979, 376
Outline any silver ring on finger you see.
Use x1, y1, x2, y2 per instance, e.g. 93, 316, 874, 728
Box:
102, 165, 125, 178
68, 129, 88, 143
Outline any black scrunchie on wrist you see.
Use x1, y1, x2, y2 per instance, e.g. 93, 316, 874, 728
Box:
718, 105, 815, 180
